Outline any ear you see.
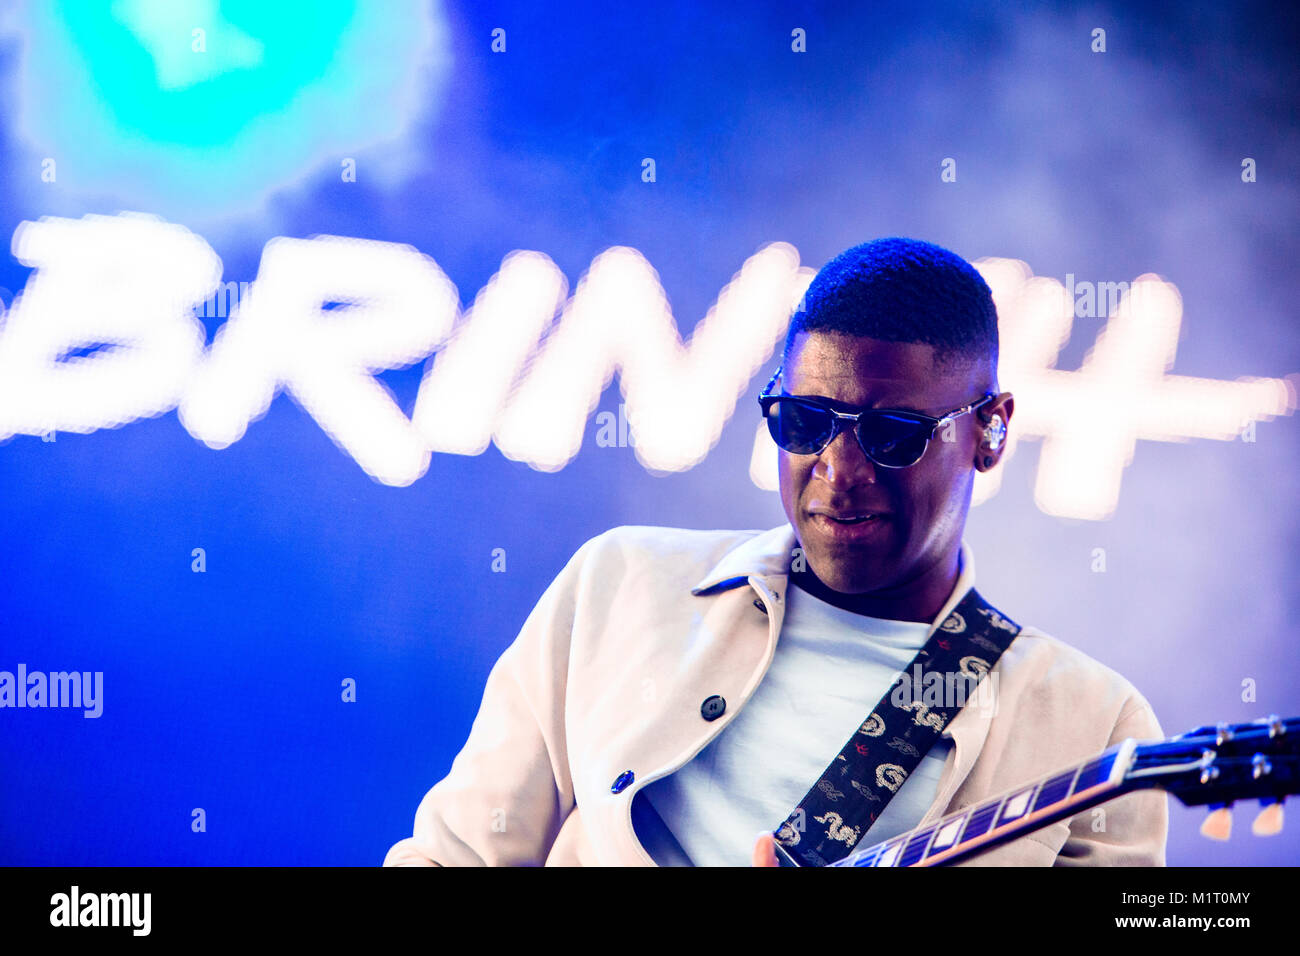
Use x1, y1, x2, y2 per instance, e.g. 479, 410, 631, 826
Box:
974, 392, 1014, 471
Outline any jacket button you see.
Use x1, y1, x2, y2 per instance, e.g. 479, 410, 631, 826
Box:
611, 770, 635, 794
753, 597, 768, 614
701, 695, 727, 721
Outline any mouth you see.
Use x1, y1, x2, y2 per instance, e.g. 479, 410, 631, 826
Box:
808, 510, 891, 539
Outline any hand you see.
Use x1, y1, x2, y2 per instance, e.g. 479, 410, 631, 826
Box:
752, 831, 779, 867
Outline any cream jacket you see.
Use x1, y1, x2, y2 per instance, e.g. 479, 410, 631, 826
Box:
384, 524, 1168, 866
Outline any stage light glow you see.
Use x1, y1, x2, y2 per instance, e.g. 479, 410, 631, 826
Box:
0, 213, 219, 439
492, 242, 813, 473
0, 214, 1293, 511
413, 252, 569, 457
177, 234, 459, 487
1023, 273, 1294, 520
5, 0, 451, 219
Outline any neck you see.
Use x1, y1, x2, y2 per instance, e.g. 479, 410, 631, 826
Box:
834, 740, 1136, 867
790, 548, 963, 624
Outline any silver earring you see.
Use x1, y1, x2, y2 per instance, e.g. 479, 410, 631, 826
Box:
984, 415, 1006, 451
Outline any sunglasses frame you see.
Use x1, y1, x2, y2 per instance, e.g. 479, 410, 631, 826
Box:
757, 367, 996, 468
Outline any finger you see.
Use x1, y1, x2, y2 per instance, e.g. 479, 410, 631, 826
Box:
752, 831, 779, 867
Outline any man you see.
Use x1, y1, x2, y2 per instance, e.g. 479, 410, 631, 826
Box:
385, 237, 1168, 867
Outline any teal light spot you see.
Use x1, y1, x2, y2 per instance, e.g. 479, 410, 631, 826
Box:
10, 0, 450, 219
115, 0, 267, 93
68, 0, 357, 148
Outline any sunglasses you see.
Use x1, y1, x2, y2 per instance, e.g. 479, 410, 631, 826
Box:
758, 367, 995, 468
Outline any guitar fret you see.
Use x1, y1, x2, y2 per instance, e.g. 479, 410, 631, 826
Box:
958, 800, 1001, 843
851, 844, 884, 867
897, 825, 938, 867
995, 784, 1039, 826
874, 836, 908, 867
1032, 768, 1079, 813
919, 764, 1082, 865
924, 809, 971, 857
885, 757, 1093, 865
1071, 754, 1114, 794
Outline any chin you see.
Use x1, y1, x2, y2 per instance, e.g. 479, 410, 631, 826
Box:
822, 570, 879, 594
807, 548, 888, 594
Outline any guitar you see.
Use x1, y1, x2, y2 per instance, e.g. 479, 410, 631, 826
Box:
777, 714, 1299, 867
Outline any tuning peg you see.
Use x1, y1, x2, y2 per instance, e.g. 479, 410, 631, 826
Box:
1252, 797, 1284, 837
1200, 804, 1232, 841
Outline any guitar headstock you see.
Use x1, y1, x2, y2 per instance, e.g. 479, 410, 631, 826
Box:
1125, 714, 1298, 841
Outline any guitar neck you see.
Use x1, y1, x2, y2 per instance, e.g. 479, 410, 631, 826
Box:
833, 738, 1141, 867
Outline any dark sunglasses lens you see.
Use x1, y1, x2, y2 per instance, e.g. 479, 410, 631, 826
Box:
767, 400, 835, 454
857, 414, 931, 467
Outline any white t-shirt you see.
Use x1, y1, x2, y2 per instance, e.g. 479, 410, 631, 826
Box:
633, 579, 954, 866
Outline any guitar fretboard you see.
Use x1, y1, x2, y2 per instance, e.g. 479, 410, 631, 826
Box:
834, 740, 1136, 867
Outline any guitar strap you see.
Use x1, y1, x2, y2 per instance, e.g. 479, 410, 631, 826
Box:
773, 586, 1022, 866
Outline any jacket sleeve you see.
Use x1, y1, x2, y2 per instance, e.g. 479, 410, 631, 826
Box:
1052, 691, 1169, 866
382, 534, 597, 866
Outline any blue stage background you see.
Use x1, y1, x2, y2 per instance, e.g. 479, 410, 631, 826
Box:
0, 1, 1297, 865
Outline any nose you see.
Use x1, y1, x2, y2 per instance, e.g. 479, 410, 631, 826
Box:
814, 424, 877, 487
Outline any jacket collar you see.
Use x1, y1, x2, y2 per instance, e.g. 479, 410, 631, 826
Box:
690, 522, 995, 820
689, 522, 978, 640
689, 524, 799, 596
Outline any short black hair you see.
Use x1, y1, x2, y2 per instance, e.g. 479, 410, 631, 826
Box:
783, 237, 999, 375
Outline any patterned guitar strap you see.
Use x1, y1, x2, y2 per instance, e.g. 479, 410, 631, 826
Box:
773, 586, 1022, 866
